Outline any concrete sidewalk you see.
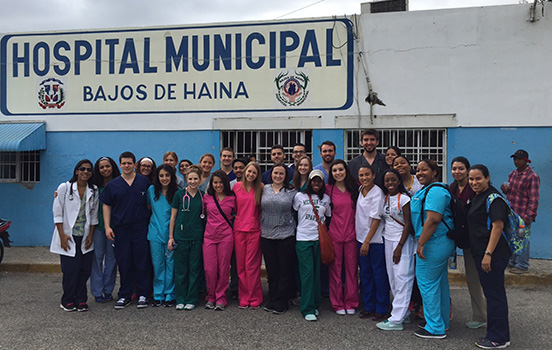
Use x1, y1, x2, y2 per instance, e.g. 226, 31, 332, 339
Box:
1, 246, 551, 285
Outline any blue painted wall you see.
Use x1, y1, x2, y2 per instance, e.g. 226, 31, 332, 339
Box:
312, 129, 345, 166
0, 130, 220, 246
448, 127, 551, 259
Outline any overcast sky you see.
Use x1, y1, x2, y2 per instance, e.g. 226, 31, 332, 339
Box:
1, 0, 520, 33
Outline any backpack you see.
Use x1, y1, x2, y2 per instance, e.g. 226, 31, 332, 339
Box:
421, 183, 470, 249
485, 193, 530, 256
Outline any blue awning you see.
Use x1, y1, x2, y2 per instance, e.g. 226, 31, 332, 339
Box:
0, 122, 46, 151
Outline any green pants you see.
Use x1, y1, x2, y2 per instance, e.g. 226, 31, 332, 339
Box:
296, 240, 321, 316
174, 240, 202, 305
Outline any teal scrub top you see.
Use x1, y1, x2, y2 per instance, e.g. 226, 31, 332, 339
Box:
146, 185, 172, 244
410, 183, 454, 239
171, 188, 205, 241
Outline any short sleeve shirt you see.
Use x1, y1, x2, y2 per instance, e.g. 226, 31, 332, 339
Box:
146, 185, 172, 243
355, 185, 385, 244
100, 174, 150, 227
203, 194, 236, 242
293, 192, 331, 241
260, 185, 297, 240
171, 188, 205, 241
382, 192, 410, 242
410, 183, 454, 240
326, 184, 356, 243
233, 182, 261, 232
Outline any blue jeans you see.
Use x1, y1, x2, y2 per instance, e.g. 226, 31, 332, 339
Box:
358, 242, 389, 315
90, 228, 117, 298
508, 223, 531, 270
416, 234, 455, 335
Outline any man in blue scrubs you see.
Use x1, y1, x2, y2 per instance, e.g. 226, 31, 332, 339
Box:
101, 151, 151, 309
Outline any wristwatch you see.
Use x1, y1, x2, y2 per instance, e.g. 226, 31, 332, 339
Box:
484, 250, 492, 257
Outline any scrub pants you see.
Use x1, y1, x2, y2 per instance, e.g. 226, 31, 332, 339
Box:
234, 230, 263, 308
113, 223, 152, 299
384, 236, 415, 323
463, 247, 487, 323
203, 236, 233, 306
358, 242, 389, 315
174, 239, 202, 305
60, 236, 93, 306
416, 234, 455, 335
475, 255, 510, 344
329, 240, 358, 312
296, 240, 321, 316
90, 228, 117, 298
261, 236, 296, 312
150, 241, 175, 302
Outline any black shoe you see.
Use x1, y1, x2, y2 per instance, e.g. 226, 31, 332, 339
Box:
414, 329, 446, 339
114, 298, 131, 309
152, 300, 163, 307
103, 294, 114, 302
475, 337, 510, 349
418, 321, 449, 331
273, 308, 288, 315
60, 302, 76, 312
165, 300, 176, 308
137, 296, 148, 309
77, 303, 89, 312
263, 304, 275, 312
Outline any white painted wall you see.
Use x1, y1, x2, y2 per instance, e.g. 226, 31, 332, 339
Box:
356, 3, 552, 127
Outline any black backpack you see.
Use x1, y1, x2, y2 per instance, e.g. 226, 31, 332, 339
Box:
421, 183, 470, 249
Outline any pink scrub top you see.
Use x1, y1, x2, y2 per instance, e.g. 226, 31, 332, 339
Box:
233, 182, 261, 232
326, 184, 356, 243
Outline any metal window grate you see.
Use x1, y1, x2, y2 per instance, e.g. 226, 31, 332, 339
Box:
221, 130, 313, 172
345, 128, 447, 180
0, 151, 41, 183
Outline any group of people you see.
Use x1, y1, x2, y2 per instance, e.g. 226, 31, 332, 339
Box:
50, 129, 539, 350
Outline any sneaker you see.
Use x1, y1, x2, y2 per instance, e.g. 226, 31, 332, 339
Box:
403, 315, 411, 324
346, 309, 356, 315
509, 267, 528, 274
114, 298, 131, 309
176, 304, 185, 310
272, 308, 288, 315
94, 296, 105, 303
249, 305, 260, 310
414, 329, 446, 339
60, 302, 76, 312
305, 314, 317, 322
103, 294, 114, 302
137, 296, 148, 309
214, 303, 225, 311
77, 303, 89, 312
165, 300, 175, 308
372, 313, 386, 322
205, 301, 215, 309
466, 321, 487, 329
184, 304, 196, 310
263, 304, 275, 313
291, 296, 301, 306
376, 320, 404, 331
359, 310, 375, 319
238, 304, 249, 309
418, 321, 449, 331
336, 309, 346, 315
152, 300, 163, 307
475, 337, 510, 349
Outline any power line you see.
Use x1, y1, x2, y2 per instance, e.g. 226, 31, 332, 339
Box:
276, 0, 326, 19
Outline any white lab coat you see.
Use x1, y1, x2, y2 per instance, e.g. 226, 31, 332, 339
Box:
50, 181, 99, 257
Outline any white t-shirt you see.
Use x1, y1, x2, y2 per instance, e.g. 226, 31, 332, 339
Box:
382, 192, 411, 242
293, 192, 332, 241
355, 185, 385, 244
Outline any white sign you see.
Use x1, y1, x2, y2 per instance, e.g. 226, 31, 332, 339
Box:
0, 19, 353, 115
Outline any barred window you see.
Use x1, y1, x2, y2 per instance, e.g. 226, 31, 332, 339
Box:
345, 128, 448, 181
221, 130, 312, 172
0, 151, 41, 183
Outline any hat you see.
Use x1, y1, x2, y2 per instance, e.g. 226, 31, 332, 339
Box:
510, 149, 531, 163
308, 169, 325, 181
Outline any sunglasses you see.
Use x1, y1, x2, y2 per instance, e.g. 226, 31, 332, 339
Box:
78, 167, 93, 172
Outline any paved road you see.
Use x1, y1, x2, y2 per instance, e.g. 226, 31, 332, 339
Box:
0, 271, 549, 350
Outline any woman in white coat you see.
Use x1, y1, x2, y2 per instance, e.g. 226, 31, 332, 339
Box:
51, 159, 99, 312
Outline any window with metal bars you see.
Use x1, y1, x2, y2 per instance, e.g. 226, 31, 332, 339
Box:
221, 130, 313, 172
0, 151, 41, 183
345, 128, 447, 180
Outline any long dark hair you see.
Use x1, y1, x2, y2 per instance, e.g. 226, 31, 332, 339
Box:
207, 170, 234, 197
92, 157, 120, 189
382, 168, 409, 196
328, 159, 359, 206
69, 159, 96, 198
153, 164, 178, 203
270, 163, 293, 191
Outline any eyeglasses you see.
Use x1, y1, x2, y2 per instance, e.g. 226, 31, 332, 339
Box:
78, 167, 93, 172
141, 164, 152, 169
293, 150, 306, 154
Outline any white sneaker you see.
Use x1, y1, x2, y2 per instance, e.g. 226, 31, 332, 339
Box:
336, 309, 346, 315
185, 304, 196, 310
176, 304, 185, 310
346, 309, 356, 315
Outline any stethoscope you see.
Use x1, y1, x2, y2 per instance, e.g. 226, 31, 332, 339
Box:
182, 188, 205, 219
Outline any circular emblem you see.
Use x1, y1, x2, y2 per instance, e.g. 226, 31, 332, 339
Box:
38, 78, 66, 109
275, 71, 310, 107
